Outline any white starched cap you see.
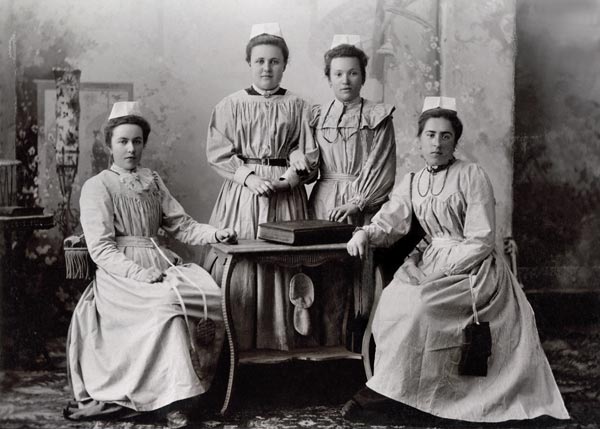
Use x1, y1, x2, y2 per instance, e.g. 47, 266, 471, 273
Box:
249, 22, 283, 40
422, 96, 457, 113
108, 101, 144, 120
330, 34, 362, 49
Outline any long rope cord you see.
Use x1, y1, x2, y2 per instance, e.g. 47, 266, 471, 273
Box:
150, 238, 210, 352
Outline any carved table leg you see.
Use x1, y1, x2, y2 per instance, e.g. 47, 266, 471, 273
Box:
219, 255, 238, 415
362, 264, 384, 380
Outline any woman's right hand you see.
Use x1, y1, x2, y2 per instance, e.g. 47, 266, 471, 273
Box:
139, 267, 164, 283
245, 173, 275, 197
216, 228, 238, 244
347, 229, 368, 259
289, 151, 309, 176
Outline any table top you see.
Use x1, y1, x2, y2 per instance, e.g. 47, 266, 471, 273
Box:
211, 239, 350, 255
0, 213, 54, 229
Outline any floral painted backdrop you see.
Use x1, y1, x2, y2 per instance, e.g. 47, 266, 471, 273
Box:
5, 0, 518, 362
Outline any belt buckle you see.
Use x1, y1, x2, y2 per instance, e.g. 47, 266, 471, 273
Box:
261, 158, 270, 166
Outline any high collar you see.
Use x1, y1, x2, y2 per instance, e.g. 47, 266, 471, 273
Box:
426, 157, 456, 175
333, 96, 362, 109
251, 84, 281, 97
110, 163, 137, 175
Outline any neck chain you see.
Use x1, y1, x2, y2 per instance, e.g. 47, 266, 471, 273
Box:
417, 157, 455, 197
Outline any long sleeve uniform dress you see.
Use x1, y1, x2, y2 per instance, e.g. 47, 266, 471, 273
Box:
307, 98, 396, 345
309, 98, 396, 225
66, 165, 225, 416
206, 88, 319, 350
362, 159, 569, 422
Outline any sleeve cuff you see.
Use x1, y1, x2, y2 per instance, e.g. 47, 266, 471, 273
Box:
233, 166, 255, 186
349, 196, 367, 212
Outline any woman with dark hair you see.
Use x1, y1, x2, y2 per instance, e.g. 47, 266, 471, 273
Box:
309, 35, 396, 226
206, 23, 318, 350
307, 36, 396, 345
343, 97, 569, 423
66, 102, 237, 428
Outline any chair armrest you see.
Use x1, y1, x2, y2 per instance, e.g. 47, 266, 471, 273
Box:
64, 234, 94, 280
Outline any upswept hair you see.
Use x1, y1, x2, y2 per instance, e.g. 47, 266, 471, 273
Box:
324, 44, 368, 83
104, 115, 151, 147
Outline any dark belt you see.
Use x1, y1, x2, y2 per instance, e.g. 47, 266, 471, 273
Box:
240, 157, 288, 167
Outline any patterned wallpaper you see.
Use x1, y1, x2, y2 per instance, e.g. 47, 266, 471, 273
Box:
4, 0, 522, 346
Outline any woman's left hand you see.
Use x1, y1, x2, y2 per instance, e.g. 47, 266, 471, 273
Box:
329, 203, 360, 223
216, 228, 238, 244
419, 271, 446, 285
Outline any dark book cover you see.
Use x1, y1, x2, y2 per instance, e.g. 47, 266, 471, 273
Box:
257, 219, 355, 245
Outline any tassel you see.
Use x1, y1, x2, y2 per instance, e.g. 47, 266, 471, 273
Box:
196, 318, 216, 346
64, 234, 94, 279
64, 248, 94, 279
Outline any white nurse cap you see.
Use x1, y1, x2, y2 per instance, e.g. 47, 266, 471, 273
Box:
249, 22, 284, 40
422, 96, 457, 113
330, 34, 362, 49
108, 101, 144, 120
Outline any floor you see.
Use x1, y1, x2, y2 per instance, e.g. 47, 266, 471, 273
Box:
1, 324, 599, 429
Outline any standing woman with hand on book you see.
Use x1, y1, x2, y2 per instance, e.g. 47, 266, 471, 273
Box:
206, 23, 319, 351
309, 35, 396, 226
342, 97, 569, 424
307, 35, 396, 346
65, 102, 237, 428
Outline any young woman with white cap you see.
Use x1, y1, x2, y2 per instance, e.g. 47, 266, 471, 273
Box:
307, 35, 397, 346
65, 102, 237, 428
343, 97, 570, 424
206, 23, 319, 351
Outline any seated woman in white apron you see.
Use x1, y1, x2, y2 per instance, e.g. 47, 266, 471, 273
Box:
65, 101, 237, 428
343, 97, 570, 423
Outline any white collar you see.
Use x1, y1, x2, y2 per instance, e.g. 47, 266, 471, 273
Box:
110, 163, 137, 175
334, 96, 362, 109
252, 84, 280, 97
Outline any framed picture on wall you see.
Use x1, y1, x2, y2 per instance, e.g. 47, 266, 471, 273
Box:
34, 80, 133, 234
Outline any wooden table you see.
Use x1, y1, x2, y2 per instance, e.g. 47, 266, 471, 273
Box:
210, 239, 375, 414
0, 214, 54, 367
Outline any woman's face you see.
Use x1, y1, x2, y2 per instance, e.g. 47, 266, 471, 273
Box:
249, 44, 286, 91
418, 117, 456, 167
110, 124, 144, 171
329, 56, 363, 103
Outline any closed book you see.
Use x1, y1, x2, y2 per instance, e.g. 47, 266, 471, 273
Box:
257, 220, 355, 245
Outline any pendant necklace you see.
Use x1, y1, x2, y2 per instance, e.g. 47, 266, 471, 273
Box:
417, 158, 455, 197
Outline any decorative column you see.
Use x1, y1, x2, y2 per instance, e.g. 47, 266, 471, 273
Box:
53, 68, 81, 237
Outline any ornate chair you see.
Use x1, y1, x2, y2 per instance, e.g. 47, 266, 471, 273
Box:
63, 234, 94, 280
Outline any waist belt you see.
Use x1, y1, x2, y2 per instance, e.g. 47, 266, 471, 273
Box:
320, 173, 358, 181
431, 237, 463, 247
240, 156, 288, 167
115, 236, 158, 248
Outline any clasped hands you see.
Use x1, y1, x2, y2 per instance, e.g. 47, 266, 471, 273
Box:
244, 174, 290, 196
244, 152, 310, 197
